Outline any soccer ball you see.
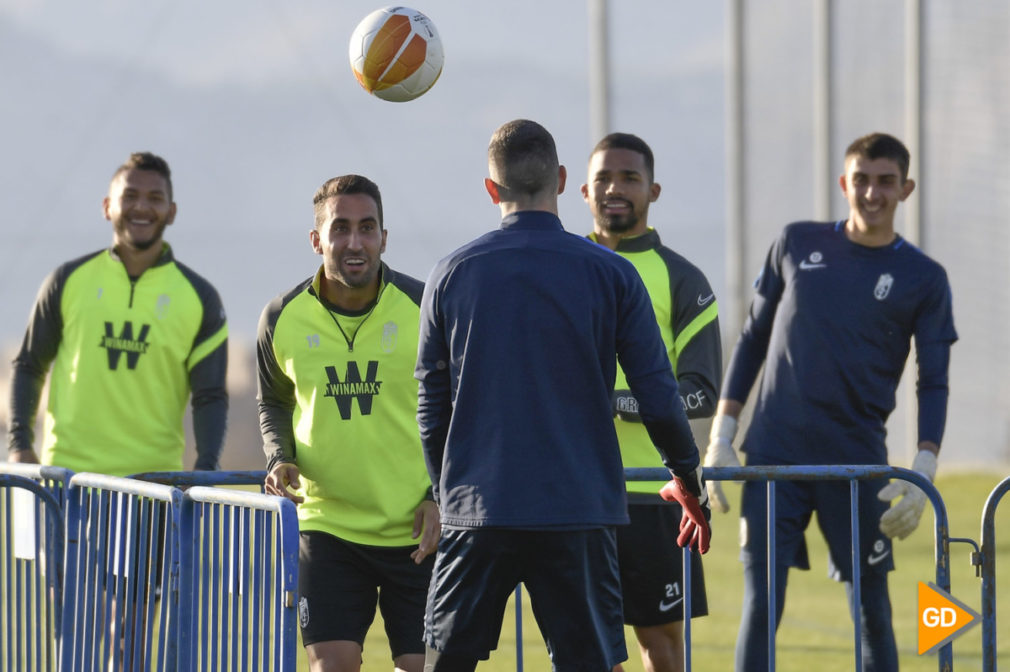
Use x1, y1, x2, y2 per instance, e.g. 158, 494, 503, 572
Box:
349, 6, 444, 102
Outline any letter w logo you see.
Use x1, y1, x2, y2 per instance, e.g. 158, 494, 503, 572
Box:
100, 321, 152, 370
323, 361, 382, 419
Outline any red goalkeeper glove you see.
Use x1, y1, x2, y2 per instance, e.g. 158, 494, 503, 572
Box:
659, 465, 711, 554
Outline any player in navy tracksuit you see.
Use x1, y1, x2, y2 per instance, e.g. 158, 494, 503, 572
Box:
416, 120, 711, 672
705, 132, 957, 671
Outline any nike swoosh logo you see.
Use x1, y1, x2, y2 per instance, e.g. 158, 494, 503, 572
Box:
659, 597, 684, 612
867, 550, 891, 566
697, 293, 715, 307
798, 260, 827, 270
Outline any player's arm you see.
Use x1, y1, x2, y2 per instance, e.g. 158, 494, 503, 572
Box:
187, 285, 229, 471
616, 266, 710, 552
611, 262, 721, 422
878, 337, 953, 538
668, 267, 722, 419
415, 280, 452, 505
7, 267, 65, 462
705, 234, 787, 510
256, 301, 302, 502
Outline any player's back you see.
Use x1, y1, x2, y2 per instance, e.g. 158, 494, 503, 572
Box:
420, 211, 675, 528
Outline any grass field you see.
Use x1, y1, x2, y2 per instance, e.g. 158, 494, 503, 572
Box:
334, 471, 1010, 671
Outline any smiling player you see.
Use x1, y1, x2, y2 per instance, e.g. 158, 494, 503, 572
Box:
705, 132, 958, 670
7, 151, 228, 475
582, 133, 721, 672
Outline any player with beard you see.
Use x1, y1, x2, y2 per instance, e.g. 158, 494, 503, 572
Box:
258, 174, 438, 672
582, 133, 721, 672
7, 151, 228, 475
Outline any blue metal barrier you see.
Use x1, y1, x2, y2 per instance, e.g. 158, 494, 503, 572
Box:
625, 465, 954, 672
979, 475, 1010, 672
131, 470, 268, 490
60, 473, 182, 672
0, 473, 66, 672
178, 486, 299, 672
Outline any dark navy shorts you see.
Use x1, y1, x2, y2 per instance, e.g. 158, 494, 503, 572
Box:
739, 455, 894, 581
297, 530, 433, 655
424, 526, 627, 670
617, 501, 708, 625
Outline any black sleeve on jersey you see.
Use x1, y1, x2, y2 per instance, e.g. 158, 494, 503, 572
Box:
7, 258, 82, 454
256, 291, 299, 472
177, 261, 229, 471
383, 264, 425, 306
190, 347, 227, 470
658, 248, 723, 418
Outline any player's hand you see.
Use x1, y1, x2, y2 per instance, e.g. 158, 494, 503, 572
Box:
610, 389, 641, 422
704, 414, 740, 513
660, 465, 711, 554
411, 499, 441, 564
7, 448, 40, 464
878, 449, 937, 539
264, 463, 304, 504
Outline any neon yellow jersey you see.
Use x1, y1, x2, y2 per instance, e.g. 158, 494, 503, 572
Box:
257, 264, 430, 546
591, 229, 722, 494
11, 246, 229, 476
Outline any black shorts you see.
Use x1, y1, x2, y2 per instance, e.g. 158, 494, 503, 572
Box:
425, 527, 627, 671
617, 501, 708, 625
297, 531, 434, 656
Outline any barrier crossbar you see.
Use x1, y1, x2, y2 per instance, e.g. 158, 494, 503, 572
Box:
179, 485, 299, 672
625, 464, 954, 672
131, 470, 268, 491
0, 472, 67, 672
59, 473, 182, 672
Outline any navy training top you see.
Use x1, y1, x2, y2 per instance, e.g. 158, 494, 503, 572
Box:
415, 211, 700, 529
723, 221, 957, 465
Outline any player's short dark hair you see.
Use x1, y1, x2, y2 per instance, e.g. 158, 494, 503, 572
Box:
590, 133, 655, 182
488, 119, 559, 200
112, 152, 173, 200
312, 174, 383, 230
844, 133, 911, 182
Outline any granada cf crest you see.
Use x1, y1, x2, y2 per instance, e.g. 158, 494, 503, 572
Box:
874, 273, 894, 301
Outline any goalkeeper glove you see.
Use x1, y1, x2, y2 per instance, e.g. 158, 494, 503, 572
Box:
704, 414, 741, 513
878, 449, 937, 540
659, 465, 711, 554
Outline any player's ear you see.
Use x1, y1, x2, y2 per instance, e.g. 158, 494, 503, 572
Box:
166, 202, 177, 226
557, 165, 567, 195
309, 228, 322, 255
900, 178, 916, 201
838, 173, 848, 196
484, 178, 501, 204
650, 182, 661, 202
102, 196, 112, 221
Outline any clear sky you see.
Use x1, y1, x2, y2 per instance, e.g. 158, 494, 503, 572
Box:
0, 1, 725, 342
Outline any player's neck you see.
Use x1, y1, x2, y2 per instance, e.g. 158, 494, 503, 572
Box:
844, 218, 896, 248
114, 240, 164, 277
321, 276, 380, 312
593, 223, 648, 251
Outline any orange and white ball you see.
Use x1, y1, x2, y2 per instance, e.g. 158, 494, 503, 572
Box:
349, 6, 444, 102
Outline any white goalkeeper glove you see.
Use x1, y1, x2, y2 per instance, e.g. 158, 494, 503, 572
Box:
878, 449, 937, 540
703, 414, 741, 514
